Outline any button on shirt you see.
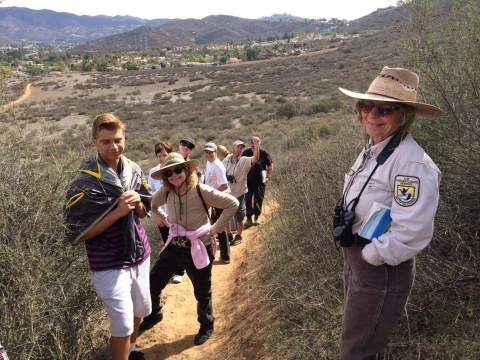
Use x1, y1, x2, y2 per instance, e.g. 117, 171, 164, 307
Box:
343, 133, 441, 266
222, 154, 253, 198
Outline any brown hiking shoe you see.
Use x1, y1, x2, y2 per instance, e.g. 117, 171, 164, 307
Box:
244, 217, 253, 229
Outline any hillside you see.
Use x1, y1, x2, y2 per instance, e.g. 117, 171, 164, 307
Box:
2, 1, 480, 358
0, 6, 175, 44
71, 15, 347, 53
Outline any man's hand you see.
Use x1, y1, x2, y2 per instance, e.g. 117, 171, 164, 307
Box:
251, 136, 261, 148
116, 190, 140, 216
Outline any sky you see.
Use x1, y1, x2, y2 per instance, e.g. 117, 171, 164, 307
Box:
0, 0, 400, 21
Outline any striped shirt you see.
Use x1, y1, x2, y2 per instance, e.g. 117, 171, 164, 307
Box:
85, 216, 151, 271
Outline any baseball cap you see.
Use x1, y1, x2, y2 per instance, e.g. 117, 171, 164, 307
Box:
180, 137, 195, 148
232, 140, 246, 147
204, 143, 217, 151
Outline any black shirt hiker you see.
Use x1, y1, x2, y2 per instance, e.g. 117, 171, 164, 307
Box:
242, 147, 273, 226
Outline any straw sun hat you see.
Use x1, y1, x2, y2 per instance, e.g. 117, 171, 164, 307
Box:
151, 152, 199, 180
339, 66, 444, 118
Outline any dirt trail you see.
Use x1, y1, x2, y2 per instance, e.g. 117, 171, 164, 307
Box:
0, 83, 32, 110
136, 209, 270, 360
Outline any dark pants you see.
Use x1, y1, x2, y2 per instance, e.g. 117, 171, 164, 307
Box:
245, 181, 266, 217
158, 225, 184, 277
149, 242, 215, 328
213, 207, 230, 261
340, 246, 415, 360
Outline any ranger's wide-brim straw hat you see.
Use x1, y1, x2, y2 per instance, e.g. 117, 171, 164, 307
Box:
151, 152, 199, 180
339, 66, 444, 118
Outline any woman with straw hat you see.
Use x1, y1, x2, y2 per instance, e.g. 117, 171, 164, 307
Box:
336, 67, 443, 359
140, 152, 238, 345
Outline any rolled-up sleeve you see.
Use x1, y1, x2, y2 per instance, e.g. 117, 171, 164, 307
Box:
199, 184, 239, 233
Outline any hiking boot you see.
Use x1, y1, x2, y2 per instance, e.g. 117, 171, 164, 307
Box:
220, 257, 230, 264
194, 326, 214, 345
128, 351, 146, 360
227, 233, 234, 243
230, 234, 242, 246
138, 312, 163, 333
244, 217, 253, 229
253, 216, 261, 226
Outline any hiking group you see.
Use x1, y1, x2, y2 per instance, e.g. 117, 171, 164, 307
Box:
64, 116, 273, 360
63, 66, 444, 360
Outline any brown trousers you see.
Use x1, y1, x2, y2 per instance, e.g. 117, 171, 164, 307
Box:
339, 246, 415, 360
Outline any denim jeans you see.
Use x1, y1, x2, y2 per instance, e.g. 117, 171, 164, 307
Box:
149, 242, 215, 328
340, 246, 415, 360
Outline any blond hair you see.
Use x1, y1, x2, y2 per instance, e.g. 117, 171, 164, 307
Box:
217, 144, 230, 159
92, 113, 125, 138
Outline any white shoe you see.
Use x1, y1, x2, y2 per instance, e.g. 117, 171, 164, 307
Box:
172, 275, 183, 283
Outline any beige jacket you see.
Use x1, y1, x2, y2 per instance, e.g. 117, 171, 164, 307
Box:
152, 183, 239, 245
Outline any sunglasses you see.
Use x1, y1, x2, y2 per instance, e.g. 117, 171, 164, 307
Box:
360, 101, 399, 116
164, 166, 185, 177
180, 141, 194, 150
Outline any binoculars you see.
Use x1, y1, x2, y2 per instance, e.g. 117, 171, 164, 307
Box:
226, 174, 237, 183
332, 205, 355, 247
173, 236, 191, 248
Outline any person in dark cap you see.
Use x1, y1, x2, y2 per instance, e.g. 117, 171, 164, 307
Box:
179, 137, 196, 153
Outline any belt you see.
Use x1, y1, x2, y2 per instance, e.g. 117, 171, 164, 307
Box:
353, 234, 371, 247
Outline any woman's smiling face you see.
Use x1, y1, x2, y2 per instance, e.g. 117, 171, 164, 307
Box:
361, 101, 402, 144
167, 166, 187, 187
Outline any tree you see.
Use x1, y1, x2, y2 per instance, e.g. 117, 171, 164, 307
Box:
245, 46, 261, 61
394, 0, 480, 355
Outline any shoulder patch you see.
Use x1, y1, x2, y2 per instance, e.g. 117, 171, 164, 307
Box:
394, 175, 420, 207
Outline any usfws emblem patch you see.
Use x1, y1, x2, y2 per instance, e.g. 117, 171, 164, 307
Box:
394, 175, 419, 207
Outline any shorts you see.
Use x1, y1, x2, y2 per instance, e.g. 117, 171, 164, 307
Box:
234, 194, 246, 222
92, 256, 152, 337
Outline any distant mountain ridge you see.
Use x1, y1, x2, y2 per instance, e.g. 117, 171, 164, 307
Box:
72, 15, 349, 53
0, 6, 176, 44
0, 5, 403, 52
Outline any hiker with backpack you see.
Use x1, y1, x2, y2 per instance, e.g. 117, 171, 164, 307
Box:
139, 152, 238, 345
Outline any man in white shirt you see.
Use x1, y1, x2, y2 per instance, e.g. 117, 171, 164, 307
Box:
222, 137, 260, 245
204, 143, 231, 263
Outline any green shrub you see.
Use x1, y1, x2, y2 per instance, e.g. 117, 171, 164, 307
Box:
0, 123, 105, 359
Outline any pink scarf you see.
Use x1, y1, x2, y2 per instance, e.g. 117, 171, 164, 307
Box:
160, 222, 215, 269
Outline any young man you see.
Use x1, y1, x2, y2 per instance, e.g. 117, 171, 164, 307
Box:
242, 138, 274, 227
203, 142, 231, 263
64, 113, 152, 360
222, 137, 260, 245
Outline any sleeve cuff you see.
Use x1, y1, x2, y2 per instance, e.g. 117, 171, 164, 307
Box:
362, 243, 386, 266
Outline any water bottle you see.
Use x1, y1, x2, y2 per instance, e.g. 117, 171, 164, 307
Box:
0, 344, 9, 360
